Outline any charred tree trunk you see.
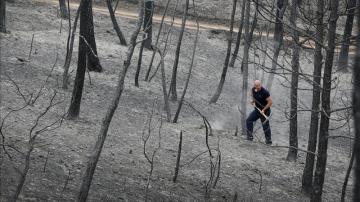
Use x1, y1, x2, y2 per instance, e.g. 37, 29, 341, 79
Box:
286, 0, 300, 162
169, 0, 189, 101
106, 0, 127, 45
67, 0, 89, 119
311, 0, 339, 201
59, 0, 69, 19
143, 0, 154, 49
0, 0, 5, 33
352, 3, 360, 201
173, 18, 199, 123
77, 1, 144, 201
266, 0, 287, 90
135, 40, 145, 87
337, 0, 356, 72
209, 0, 237, 104
86, 1, 102, 72
144, 0, 171, 81
302, 0, 324, 194
229, 0, 246, 68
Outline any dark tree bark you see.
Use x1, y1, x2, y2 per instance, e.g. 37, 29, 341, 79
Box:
311, 0, 339, 201
0, 0, 5, 33
59, 0, 69, 19
352, 3, 360, 201
337, 0, 356, 72
340, 148, 355, 202
302, 0, 324, 194
86, 1, 102, 72
229, 0, 246, 68
144, 0, 172, 81
286, 0, 300, 162
209, 0, 237, 104
135, 40, 145, 87
106, 0, 127, 46
67, 0, 89, 119
169, 0, 189, 101
143, 0, 154, 49
266, 0, 287, 90
173, 131, 182, 182
77, 1, 144, 201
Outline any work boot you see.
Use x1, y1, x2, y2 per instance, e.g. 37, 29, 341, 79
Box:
265, 140, 272, 145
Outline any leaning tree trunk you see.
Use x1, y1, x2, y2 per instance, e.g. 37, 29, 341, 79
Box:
169, 0, 189, 101
86, 1, 102, 72
67, 0, 90, 119
135, 39, 145, 87
59, 0, 69, 19
266, 0, 287, 90
173, 17, 199, 123
302, 0, 324, 194
337, 0, 356, 72
143, 0, 154, 49
77, 1, 144, 201
0, 0, 5, 33
209, 0, 237, 104
106, 0, 127, 45
352, 3, 360, 201
311, 0, 339, 201
286, 0, 300, 162
229, 0, 246, 68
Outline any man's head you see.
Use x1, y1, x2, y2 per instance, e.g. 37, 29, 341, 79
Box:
254, 80, 262, 92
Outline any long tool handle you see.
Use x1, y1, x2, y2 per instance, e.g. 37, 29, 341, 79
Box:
252, 103, 269, 120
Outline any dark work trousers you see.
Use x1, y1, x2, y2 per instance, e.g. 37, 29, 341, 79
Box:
246, 108, 271, 142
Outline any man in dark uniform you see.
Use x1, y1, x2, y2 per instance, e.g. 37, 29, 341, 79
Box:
246, 80, 273, 144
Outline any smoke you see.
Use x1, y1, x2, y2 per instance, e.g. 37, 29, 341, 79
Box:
211, 105, 242, 130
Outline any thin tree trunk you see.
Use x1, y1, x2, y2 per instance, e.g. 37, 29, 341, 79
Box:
67, 0, 89, 119
240, 0, 258, 134
63, 4, 81, 89
340, 148, 355, 202
144, 0, 172, 81
173, 131, 182, 182
0, 0, 5, 33
143, 0, 154, 49
59, 0, 69, 19
229, 0, 246, 68
77, 1, 144, 201
286, 0, 300, 162
338, 0, 356, 72
12, 147, 33, 202
156, 47, 172, 122
311, 0, 339, 200
86, 1, 102, 72
135, 40, 145, 87
169, 0, 189, 101
352, 3, 360, 201
302, 0, 324, 194
173, 17, 199, 123
209, 0, 237, 104
266, 0, 287, 90
106, 0, 127, 46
